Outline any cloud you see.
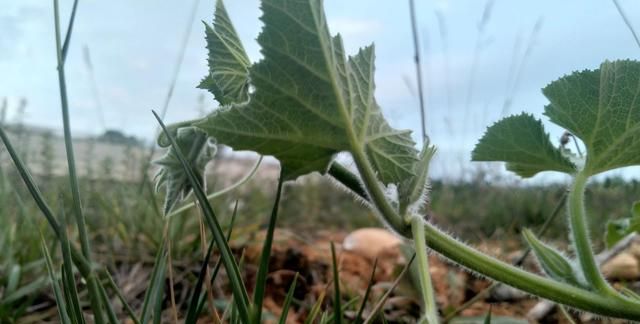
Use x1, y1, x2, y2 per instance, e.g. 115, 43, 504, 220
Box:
0, 3, 46, 59
0, 15, 21, 58
328, 18, 382, 39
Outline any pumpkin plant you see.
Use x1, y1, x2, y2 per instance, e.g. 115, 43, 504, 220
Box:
155, 0, 640, 321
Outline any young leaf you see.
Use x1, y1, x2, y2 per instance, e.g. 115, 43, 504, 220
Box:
543, 60, 640, 175
606, 218, 632, 248
398, 141, 436, 216
522, 229, 586, 288
195, 0, 418, 182
605, 200, 640, 248
472, 113, 576, 178
154, 127, 215, 215
198, 0, 251, 105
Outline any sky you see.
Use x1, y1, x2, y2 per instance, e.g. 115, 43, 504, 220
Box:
2, 0, 640, 180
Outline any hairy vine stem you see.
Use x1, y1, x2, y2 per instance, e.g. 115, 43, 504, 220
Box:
329, 164, 640, 320
568, 172, 617, 295
411, 217, 439, 324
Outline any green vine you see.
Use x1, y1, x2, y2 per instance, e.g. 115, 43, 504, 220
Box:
155, 0, 640, 321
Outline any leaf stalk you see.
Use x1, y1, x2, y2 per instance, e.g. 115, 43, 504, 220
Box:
411, 216, 439, 324
568, 171, 617, 294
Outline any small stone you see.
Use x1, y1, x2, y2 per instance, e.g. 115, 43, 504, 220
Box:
602, 252, 640, 280
627, 242, 640, 259
342, 228, 403, 261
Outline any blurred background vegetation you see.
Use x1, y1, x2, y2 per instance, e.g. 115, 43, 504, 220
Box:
2, 99, 640, 320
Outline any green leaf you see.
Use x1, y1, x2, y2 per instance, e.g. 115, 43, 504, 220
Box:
348, 46, 419, 184
522, 229, 586, 288
195, 0, 418, 182
605, 200, 640, 248
543, 60, 640, 175
606, 218, 631, 248
154, 127, 214, 215
198, 0, 250, 105
398, 141, 436, 216
472, 113, 576, 178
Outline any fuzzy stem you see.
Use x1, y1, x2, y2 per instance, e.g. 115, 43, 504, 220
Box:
421, 222, 640, 319
331, 166, 640, 320
411, 217, 439, 324
568, 171, 616, 294
350, 147, 408, 233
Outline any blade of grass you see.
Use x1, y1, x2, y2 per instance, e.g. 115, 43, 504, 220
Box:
319, 312, 328, 324
363, 254, 416, 324
484, 305, 492, 324
198, 203, 222, 324
187, 237, 219, 324
0, 128, 61, 239
195, 249, 227, 317
0, 276, 48, 306
221, 295, 235, 322
102, 271, 142, 324
252, 173, 285, 322
331, 242, 342, 324
4, 265, 21, 297
612, 0, 640, 49
53, 0, 107, 321
354, 258, 378, 324
278, 273, 299, 324
166, 226, 179, 324
140, 240, 168, 324
61, 0, 79, 61
41, 234, 72, 324
408, 0, 428, 142
58, 206, 85, 324
230, 300, 239, 324
53, 0, 91, 264
153, 110, 250, 323
152, 276, 165, 324
188, 202, 238, 324
82, 46, 107, 130
97, 281, 119, 324
303, 290, 326, 324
